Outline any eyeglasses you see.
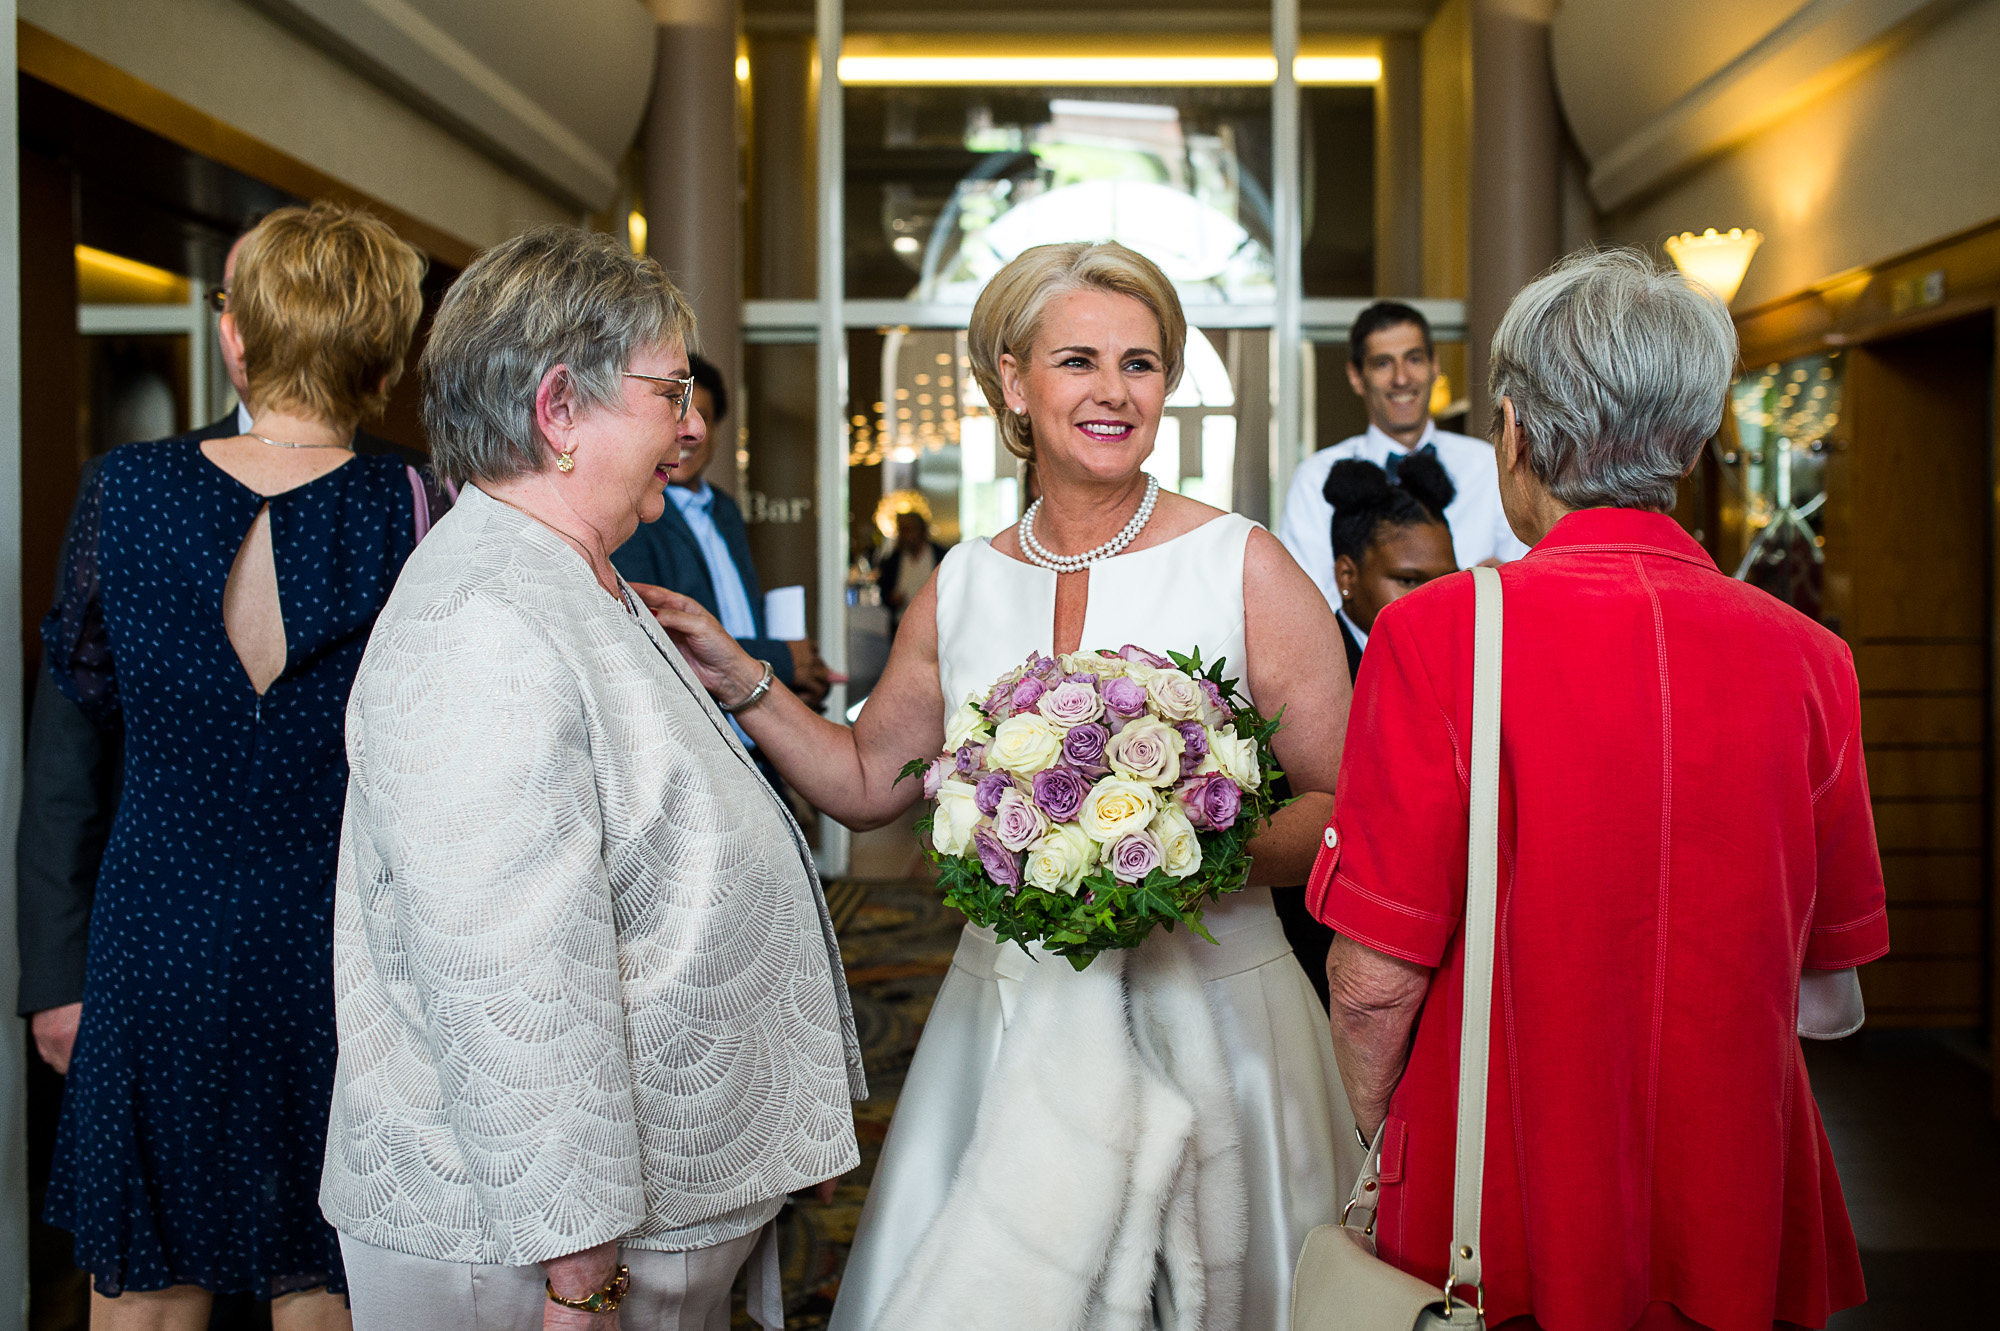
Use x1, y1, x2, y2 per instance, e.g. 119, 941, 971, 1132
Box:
205, 286, 228, 314
623, 371, 698, 422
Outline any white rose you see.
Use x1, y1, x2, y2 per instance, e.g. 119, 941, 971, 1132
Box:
1024, 822, 1093, 895
1199, 727, 1262, 792
1060, 652, 1123, 678
932, 781, 980, 856
945, 701, 993, 751
1145, 668, 1205, 722
1079, 777, 1160, 842
988, 713, 1063, 776
1150, 805, 1203, 879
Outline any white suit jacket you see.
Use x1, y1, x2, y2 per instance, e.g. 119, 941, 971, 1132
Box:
321, 484, 863, 1265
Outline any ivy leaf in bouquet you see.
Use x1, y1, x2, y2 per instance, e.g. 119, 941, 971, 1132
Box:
898, 644, 1289, 969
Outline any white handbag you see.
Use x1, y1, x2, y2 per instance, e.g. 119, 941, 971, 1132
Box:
1290, 564, 1505, 1331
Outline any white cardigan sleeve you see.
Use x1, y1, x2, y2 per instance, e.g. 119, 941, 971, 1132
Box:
342, 592, 643, 1261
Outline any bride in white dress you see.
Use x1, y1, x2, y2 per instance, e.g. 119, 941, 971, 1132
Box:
647, 241, 1361, 1330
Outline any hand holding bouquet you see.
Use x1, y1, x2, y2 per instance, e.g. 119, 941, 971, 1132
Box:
903, 646, 1286, 969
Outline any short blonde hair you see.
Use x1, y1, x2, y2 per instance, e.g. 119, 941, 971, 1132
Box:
967, 242, 1187, 462
231, 201, 427, 426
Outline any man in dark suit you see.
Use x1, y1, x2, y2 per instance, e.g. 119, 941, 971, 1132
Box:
611, 355, 831, 736
18, 232, 423, 1073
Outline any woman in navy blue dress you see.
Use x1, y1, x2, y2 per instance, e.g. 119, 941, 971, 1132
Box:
41, 202, 434, 1331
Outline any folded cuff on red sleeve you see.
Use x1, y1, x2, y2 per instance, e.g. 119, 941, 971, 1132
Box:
1311, 870, 1456, 968
1804, 906, 1890, 970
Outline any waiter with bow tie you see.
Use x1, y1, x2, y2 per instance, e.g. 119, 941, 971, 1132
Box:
1279, 302, 1528, 621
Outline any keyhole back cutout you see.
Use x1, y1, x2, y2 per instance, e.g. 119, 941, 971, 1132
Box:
224, 504, 287, 695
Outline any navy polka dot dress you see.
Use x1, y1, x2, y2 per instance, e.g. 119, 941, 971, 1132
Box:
41, 434, 419, 1298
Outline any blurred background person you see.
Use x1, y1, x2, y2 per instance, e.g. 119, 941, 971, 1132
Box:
1312, 250, 1886, 1329
17, 221, 426, 1081
1322, 453, 1458, 681
875, 508, 945, 636
327, 225, 861, 1331
611, 352, 830, 710
39, 201, 431, 1331
1279, 302, 1525, 611
1273, 450, 1458, 1012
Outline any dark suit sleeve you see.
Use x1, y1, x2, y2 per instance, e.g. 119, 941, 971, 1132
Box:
710, 490, 796, 688
18, 458, 125, 1015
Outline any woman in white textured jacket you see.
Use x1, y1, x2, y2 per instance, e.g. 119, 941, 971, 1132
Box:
321, 226, 864, 1331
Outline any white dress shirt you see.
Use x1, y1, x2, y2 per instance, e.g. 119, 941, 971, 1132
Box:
1277, 421, 1529, 615
667, 480, 760, 746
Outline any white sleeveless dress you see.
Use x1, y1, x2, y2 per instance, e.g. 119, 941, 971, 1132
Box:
829, 515, 1362, 1331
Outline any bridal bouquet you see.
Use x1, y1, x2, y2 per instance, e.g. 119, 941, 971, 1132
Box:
903, 646, 1286, 969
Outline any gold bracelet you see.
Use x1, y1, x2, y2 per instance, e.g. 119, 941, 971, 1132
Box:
546, 1264, 630, 1314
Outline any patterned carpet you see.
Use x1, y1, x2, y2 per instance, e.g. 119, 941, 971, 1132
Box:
737, 878, 961, 1328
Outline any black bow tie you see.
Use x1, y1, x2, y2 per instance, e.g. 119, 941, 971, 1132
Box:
1383, 441, 1437, 483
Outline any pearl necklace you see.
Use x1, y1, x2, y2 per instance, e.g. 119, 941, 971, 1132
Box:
1019, 474, 1160, 574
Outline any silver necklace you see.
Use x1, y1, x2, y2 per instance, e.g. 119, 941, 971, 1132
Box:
1019, 474, 1159, 574
250, 433, 353, 452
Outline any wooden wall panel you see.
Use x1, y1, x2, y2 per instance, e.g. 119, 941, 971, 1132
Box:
1859, 695, 1982, 746
1880, 853, 1982, 904
1884, 905, 1983, 957
1866, 746, 1982, 798
1843, 314, 1995, 1030
1871, 801, 1983, 851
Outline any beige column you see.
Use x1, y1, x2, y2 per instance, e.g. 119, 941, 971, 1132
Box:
1466, 0, 1562, 426
647, 0, 743, 493
1374, 33, 1423, 298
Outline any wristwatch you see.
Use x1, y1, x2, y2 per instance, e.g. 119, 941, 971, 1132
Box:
546, 1264, 630, 1315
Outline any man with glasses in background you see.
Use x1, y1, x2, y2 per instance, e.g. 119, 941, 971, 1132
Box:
612, 353, 831, 790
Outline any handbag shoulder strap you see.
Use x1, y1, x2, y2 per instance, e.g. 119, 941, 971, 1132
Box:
1450, 564, 1504, 1303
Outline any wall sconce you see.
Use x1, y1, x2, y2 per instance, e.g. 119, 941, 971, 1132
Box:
1663, 228, 1764, 305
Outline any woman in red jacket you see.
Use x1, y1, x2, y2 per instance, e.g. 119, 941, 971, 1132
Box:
1311, 248, 1887, 1331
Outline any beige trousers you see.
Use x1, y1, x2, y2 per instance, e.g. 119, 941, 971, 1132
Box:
339, 1224, 781, 1331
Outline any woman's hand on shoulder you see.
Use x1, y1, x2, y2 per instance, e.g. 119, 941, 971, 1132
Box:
630, 582, 764, 702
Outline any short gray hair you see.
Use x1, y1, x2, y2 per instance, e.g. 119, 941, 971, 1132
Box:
421, 226, 697, 484
1488, 247, 1737, 511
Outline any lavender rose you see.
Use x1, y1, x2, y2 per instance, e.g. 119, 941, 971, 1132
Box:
1105, 717, 1185, 787
1119, 645, 1172, 669
1181, 772, 1242, 831
974, 769, 1015, 817
1104, 828, 1164, 883
955, 742, 987, 775
993, 787, 1049, 852
1011, 676, 1049, 713
1176, 722, 1210, 763
922, 756, 946, 800
1038, 680, 1105, 728
1061, 722, 1111, 772
973, 825, 1024, 888
1031, 765, 1091, 822
984, 665, 1027, 717
1102, 676, 1149, 717
1198, 678, 1232, 727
